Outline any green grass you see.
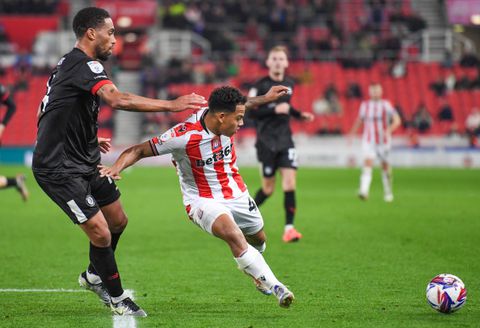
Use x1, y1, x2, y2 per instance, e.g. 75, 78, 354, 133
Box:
0, 165, 479, 327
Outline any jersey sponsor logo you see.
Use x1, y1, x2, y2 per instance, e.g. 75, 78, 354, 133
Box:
160, 130, 173, 143
87, 61, 104, 74
85, 195, 96, 207
196, 145, 232, 167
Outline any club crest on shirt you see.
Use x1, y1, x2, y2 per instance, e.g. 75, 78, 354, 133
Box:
87, 61, 104, 74
211, 136, 221, 150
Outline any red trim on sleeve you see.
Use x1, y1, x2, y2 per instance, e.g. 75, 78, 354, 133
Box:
1, 91, 10, 102
91, 80, 113, 95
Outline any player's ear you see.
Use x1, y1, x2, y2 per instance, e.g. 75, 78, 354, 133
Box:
217, 112, 226, 123
86, 28, 96, 41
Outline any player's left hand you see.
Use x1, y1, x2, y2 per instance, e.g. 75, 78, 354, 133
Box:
301, 112, 314, 122
98, 164, 122, 180
265, 85, 290, 102
98, 137, 112, 153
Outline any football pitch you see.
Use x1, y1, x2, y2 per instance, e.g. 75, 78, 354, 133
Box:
0, 165, 478, 327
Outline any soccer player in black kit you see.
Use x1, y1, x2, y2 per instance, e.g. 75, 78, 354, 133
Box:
32, 7, 205, 316
0, 83, 29, 200
248, 46, 313, 243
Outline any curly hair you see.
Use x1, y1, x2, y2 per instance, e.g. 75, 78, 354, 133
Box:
73, 7, 110, 39
208, 86, 247, 113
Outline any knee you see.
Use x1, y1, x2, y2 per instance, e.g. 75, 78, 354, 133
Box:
90, 223, 112, 247
109, 213, 128, 233
224, 228, 246, 244
263, 185, 274, 196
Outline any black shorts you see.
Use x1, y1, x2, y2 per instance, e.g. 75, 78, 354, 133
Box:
33, 170, 121, 224
256, 145, 298, 178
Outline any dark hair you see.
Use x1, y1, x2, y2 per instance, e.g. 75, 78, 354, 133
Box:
208, 86, 247, 113
72, 7, 110, 39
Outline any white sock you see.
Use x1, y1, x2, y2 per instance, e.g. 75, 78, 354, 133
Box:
360, 167, 372, 195
86, 269, 102, 285
382, 169, 392, 196
234, 244, 280, 289
284, 224, 294, 232
111, 291, 127, 304
252, 242, 266, 254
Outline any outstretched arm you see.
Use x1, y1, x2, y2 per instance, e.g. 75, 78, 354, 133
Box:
388, 113, 402, 134
245, 85, 290, 110
97, 83, 206, 113
98, 141, 154, 180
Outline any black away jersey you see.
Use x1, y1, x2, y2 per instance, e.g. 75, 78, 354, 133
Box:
33, 48, 113, 174
248, 76, 300, 152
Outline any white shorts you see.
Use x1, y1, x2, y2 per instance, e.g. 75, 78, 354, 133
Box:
186, 192, 264, 236
362, 142, 390, 163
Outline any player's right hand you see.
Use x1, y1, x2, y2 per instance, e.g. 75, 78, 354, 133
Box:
98, 164, 122, 180
265, 85, 290, 102
170, 93, 207, 112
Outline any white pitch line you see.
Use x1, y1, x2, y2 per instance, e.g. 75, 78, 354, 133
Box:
113, 289, 137, 328
0, 288, 86, 293
0, 287, 138, 328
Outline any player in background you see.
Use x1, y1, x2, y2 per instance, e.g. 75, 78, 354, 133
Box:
0, 83, 29, 200
99, 86, 296, 308
349, 83, 401, 202
32, 7, 205, 316
248, 46, 313, 243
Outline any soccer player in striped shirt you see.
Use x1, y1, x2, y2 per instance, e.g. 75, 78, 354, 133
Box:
99, 86, 295, 308
349, 83, 401, 202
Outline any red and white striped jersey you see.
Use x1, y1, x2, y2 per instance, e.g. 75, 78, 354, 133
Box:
149, 109, 247, 206
358, 99, 397, 146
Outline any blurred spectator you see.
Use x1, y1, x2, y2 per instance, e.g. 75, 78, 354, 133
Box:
441, 50, 454, 69
312, 95, 330, 115
465, 107, 480, 147
390, 60, 406, 78
437, 101, 454, 122
455, 75, 471, 90
460, 51, 480, 68
412, 103, 432, 133
324, 83, 342, 114
346, 82, 363, 99
430, 77, 446, 96
445, 73, 456, 93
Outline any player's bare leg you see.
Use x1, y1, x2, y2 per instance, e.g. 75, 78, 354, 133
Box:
0, 175, 29, 201
212, 214, 294, 308
254, 175, 275, 207
381, 161, 393, 202
280, 168, 302, 242
359, 158, 374, 200
79, 211, 146, 316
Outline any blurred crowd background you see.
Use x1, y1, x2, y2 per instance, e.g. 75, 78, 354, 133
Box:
1, 0, 480, 149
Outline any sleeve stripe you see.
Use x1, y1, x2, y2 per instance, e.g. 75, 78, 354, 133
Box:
91, 80, 113, 95
149, 138, 160, 156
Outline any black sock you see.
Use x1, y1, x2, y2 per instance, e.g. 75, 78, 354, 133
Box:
254, 189, 269, 207
89, 243, 123, 297
284, 191, 296, 226
88, 231, 123, 275
5, 178, 17, 188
